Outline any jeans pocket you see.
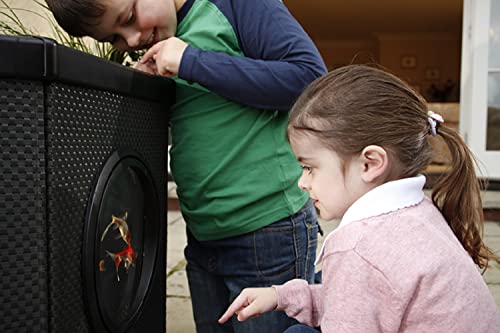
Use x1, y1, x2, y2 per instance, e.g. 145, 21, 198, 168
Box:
253, 219, 296, 279
292, 200, 319, 281
303, 205, 319, 251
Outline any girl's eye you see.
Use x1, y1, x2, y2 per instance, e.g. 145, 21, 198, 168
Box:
301, 166, 313, 175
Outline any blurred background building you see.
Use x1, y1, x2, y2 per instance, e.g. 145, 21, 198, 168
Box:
286, 0, 499, 180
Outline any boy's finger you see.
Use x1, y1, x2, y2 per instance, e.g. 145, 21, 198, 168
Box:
141, 43, 161, 63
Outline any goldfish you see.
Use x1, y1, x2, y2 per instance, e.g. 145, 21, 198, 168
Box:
100, 211, 137, 281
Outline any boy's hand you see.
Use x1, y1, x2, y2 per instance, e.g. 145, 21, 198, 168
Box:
140, 37, 188, 77
134, 59, 157, 75
218, 287, 278, 324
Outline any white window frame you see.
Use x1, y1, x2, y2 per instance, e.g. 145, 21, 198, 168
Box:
460, 0, 500, 180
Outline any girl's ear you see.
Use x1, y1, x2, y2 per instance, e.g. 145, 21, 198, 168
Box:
359, 145, 389, 183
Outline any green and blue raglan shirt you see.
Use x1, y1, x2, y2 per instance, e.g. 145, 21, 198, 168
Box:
171, 0, 326, 241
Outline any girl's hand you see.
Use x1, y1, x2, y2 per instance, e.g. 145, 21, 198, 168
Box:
140, 37, 188, 77
218, 287, 278, 324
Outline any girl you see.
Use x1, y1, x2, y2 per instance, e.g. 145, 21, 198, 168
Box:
218, 65, 500, 332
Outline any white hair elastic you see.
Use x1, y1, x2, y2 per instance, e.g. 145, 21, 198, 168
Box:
427, 110, 444, 136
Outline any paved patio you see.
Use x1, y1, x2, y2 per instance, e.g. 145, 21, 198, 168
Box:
166, 185, 500, 332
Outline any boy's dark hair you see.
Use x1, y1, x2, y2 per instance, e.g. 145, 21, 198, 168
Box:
45, 0, 106, 37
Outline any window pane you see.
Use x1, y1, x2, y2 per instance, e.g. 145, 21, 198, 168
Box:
487, 73, 500, 150
489, 0, 500, 68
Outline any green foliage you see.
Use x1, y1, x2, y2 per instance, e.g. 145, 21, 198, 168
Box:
0, 0, 141, 66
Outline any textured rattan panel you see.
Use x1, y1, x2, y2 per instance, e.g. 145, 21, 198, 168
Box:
45, 82, 168, 332
0, 79, 48, 333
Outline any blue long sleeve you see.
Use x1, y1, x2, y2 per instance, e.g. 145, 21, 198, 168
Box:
177, 0, 327, 111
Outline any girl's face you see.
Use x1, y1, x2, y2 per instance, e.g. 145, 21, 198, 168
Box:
90, 0, 183, 51
290, 134, 364, 221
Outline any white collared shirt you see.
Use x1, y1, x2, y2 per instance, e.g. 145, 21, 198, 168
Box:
315, 175, 426, 265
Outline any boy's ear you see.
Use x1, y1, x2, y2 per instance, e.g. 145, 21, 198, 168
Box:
359, 145, 389, 183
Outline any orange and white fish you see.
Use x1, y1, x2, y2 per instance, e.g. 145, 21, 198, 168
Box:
100, 211, 136, 281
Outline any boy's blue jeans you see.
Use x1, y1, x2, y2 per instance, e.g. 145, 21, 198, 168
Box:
184, 199, 319, 333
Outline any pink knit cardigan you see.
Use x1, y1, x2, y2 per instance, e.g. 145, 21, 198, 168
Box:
275, 198, 500, 332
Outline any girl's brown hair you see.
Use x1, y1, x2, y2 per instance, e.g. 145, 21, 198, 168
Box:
288, 64, 497, 269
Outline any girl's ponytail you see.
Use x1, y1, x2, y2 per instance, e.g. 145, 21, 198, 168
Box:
431, 126, 498, 269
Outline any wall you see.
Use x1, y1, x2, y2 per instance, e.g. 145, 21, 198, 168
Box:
314, 33, 462, 166
315, 38, 379, 70
376, 32, 461, 102
3, 0, 54, 37
2, 0, 103, 57
314, 32, 461, 103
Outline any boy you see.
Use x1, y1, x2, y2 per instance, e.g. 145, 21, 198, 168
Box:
46, 0, 327, 332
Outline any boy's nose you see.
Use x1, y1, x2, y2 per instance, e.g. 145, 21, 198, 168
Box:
123, 29, 142, 48
298, 174, 311, 191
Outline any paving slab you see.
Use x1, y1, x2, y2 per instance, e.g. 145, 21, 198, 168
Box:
167, 268, 190, 297
166, 211, 195, 332
488, 285, 500, 310
166, 296, 195, 333
167, 211, 187, 273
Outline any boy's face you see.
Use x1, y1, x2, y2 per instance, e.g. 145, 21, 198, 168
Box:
89, 0, 181, 51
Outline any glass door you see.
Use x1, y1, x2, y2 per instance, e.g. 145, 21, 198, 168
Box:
460, 0, 500, 179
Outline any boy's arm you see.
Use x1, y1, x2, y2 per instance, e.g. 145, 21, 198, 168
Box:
178, 0, 327, 111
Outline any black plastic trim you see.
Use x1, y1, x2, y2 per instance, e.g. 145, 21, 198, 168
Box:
0, 35, 175, 103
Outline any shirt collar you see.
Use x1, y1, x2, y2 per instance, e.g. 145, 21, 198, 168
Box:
314, 175, 426, 265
